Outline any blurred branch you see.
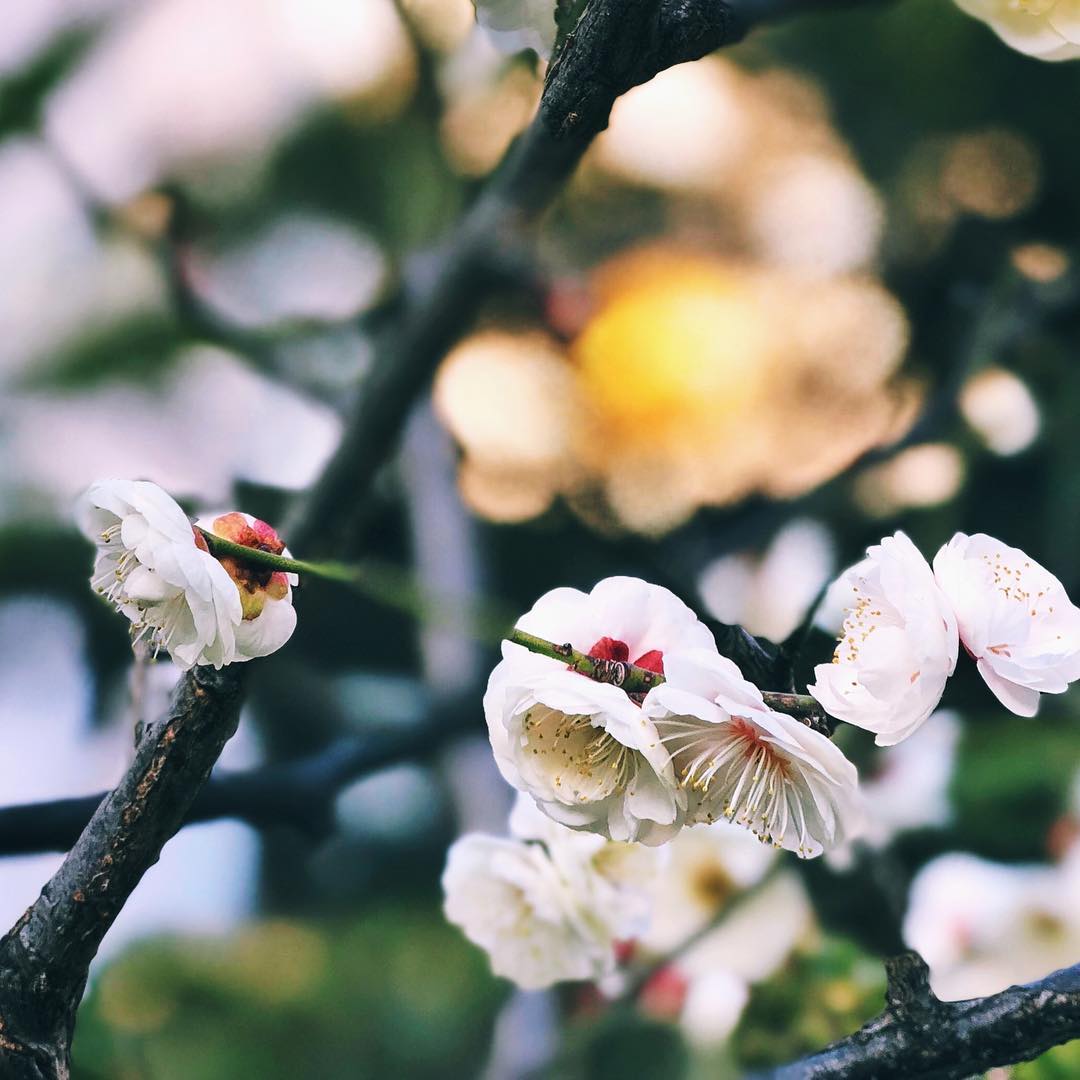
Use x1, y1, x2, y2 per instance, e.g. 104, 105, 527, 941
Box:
286, 0, 875, 554
0, 695, 479, 859
761, 951, 1080, 1079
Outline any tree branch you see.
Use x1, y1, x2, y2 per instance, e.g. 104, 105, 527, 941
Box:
0, 698, 479, 859
762, 951, 1080, 1079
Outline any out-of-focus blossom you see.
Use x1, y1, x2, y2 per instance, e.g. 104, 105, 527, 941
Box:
1011, 242, 1070, 283
442, 794, 658, 989
954, 0, 1080, 61
853, 444, 966, 518
642, 819, 776, 954
941, 129, 1042, 218
196, 512, 298, 662
933, 533, 1080, 716
650, 870, 813, 1046
78, 479, 241, 669
484, 577, 715, 845
904, 851, 1080, 1000
45, 0, 416, 201
810, 532, 958, 745
698, 519, 835, 643
472, 0, 555, 57
960, 368, 1041, 455
647, 650, 862, 857
5, 348, 341, 511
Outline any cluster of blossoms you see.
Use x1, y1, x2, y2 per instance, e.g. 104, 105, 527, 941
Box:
810, 531, 1080, 734
448, 529, 1080, 993
78, 479, 297, 669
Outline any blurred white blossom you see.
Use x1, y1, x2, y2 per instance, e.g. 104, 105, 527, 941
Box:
698, 519, 834, 642
904, 850, 1080, 1000
954, 0, 1080, 61
934, 533, 1080, 716
647, 650, 862, 857
810, 532, 958, 745
484, 577, 715, 845
960, 367, 1040, 456
442, 794, 658, 989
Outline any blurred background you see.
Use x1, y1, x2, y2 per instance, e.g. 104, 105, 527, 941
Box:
2, 0, 1080, 1076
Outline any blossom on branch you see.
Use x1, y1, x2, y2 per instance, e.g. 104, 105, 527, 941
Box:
645, 650, 862, 858
196, 512, 298, 662
809, 531, 958, 745
933, 532, 1080, 716
78, 479, 242, 669
78, 481, 298, 669
954, 0, 1080, 61
442, 794, 658, 989
472, 0, 556, 58
484, 577, 716, 845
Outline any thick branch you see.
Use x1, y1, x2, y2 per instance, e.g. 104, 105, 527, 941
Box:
763, 952, 1080, 1079
0, 665, 244, 1079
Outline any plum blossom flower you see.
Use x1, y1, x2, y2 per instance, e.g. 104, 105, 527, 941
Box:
645, 650, 862, 857
485, 577, 716, 845
196, 512, 298, 663
442, 794, 659, 989
933, 533, 1080, 716
473, 0, 556, 57
953, 0, 1080, 62
78, 479, 241, 670
809, 532, 959, 745
903, 850, 1080, 1000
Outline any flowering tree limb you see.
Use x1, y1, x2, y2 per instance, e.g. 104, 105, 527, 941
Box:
763, 951, 1080, 1079
0, 0, 881, 1075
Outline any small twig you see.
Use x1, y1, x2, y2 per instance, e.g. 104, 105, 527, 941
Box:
506, 628, 833, 732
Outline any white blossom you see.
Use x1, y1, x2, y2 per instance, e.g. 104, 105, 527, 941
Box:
442, 794, 659, 990
473, 0, 556, 57
954, 0, 1080, 62
645, 650, 862, 857
809, 531, 958, 745
933, 532, 1080, 716
77, 479, 241, 670
485, 577, 715, 845
903, 850, 1080, 1000
196, 511, 298, 662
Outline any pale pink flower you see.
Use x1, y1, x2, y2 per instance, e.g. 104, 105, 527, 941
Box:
809, 531, 958, 745
485, 577, 716, 845
646, 650, 862, 858
934, 532, 1080, 716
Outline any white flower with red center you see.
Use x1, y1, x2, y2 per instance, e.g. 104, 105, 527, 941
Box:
808, 531, 959, 746
933, 533, 1080, 716
196, 512, 299, 662
442, 793, 659, 990
953, 0, 1080, 62
78, 479, 242, 670
484, 577, 716, 845
645, 650, 861, 857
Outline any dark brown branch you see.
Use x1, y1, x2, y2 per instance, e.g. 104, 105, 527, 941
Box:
0, 665, 245, 1079
761, 951, 1080, 1079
